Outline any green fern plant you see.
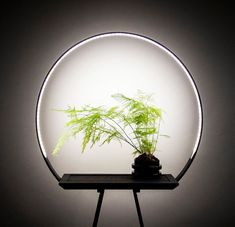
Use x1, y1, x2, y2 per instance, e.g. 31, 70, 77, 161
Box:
52, 91, 165, 156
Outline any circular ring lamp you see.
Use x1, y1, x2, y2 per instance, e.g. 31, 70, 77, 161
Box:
36, 32, 203, 182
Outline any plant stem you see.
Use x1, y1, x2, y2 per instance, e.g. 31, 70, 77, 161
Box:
105, 116, 141, 152
94, 127, 136, 149
153, 119, 161, 152
73, 111, 141, 152
122, 115, 142, 151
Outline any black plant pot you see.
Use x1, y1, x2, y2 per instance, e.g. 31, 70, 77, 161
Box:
132, 153, 162, 177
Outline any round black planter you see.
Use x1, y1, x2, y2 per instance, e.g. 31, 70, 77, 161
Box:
132, 153, 162, 177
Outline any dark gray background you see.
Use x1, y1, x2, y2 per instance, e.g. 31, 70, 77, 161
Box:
1, 1, 234, 226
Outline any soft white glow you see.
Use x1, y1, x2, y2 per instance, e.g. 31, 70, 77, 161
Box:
36, 32, 202, 177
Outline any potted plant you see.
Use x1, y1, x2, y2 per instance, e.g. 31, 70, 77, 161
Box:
52, 91, 167, 177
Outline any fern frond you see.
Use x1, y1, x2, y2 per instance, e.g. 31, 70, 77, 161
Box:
52, 91, 167, 156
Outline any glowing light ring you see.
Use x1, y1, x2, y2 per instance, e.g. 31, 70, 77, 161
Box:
35, 32, 203, 182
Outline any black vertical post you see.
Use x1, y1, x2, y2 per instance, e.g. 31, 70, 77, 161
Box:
133, 190, 144, 227
93, 189, 104, 227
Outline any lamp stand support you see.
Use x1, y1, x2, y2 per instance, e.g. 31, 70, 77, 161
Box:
92, 189, 144, 227
133, 190, 144, 227
93, 189, 104, 227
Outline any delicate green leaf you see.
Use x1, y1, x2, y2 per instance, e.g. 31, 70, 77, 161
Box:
52, 133, 70, 155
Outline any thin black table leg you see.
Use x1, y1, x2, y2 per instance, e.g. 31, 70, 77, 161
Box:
93, 189, 104, 227
133, 190, 144, 227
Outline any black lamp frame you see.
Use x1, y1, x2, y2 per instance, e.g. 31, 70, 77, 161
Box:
35, 32, 203, 227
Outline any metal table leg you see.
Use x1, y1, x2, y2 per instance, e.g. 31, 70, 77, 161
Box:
133, 190, 144, 227
93, 189, 144, 227
93, 189, 105, 227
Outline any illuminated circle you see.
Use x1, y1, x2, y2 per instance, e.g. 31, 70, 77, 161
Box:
36, 32, 203, 181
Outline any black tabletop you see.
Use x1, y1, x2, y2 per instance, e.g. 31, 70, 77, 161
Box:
59, 174, 179, 190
